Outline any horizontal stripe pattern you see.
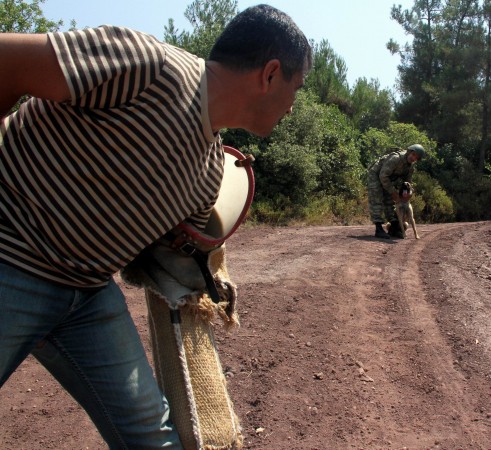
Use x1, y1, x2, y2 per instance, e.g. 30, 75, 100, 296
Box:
0, 26, 223, 287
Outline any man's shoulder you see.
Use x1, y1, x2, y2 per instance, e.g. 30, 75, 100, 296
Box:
383, 149, 403, 160
50, 25, 168, 56
387, 149, 407, 160
163, 42, 201, 64
380, 150, 405, 168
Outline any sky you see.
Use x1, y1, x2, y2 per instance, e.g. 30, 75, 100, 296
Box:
40, 0, 414, 92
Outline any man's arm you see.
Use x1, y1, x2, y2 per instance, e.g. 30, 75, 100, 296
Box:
404, 165, 415, 184
378, 154, 398, 194
0, 33, 70, 118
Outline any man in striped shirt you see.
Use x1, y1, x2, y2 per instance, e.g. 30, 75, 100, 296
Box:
0, 4, 312, 448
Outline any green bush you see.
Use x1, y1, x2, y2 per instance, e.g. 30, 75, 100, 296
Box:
255, 142, 321, 204
315, 106, 364, 198
412, 172, 455, 222
248, 194, 369, 227
303, 195, 368, 225
252, 90, 363, 205
249, 196, 304, 226
433, 147, 491, 221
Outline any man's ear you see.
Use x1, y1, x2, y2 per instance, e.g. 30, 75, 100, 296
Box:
260, 59, 281, 93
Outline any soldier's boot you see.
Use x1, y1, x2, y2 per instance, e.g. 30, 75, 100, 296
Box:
375, 222, 391, 239
388, 220, 404, 239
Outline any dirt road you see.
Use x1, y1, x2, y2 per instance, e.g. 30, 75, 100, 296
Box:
1, 221, 490, 449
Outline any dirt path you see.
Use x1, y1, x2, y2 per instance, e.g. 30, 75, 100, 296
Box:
1, 222, 490, 449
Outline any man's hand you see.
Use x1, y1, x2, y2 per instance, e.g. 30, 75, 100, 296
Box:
391, 191, 399, 202
0, 33, 70, 118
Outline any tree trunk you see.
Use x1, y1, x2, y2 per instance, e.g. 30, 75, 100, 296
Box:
479, 16, 491, 173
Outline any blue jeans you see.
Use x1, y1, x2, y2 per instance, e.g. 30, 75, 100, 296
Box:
0, 262, 182, 449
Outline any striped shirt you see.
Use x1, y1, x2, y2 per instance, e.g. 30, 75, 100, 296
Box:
0, 26, 224, 287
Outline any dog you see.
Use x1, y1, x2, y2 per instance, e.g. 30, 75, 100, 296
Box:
392, 182, 420, 239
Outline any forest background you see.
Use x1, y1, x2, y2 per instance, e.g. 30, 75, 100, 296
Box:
3, 0, 491, 225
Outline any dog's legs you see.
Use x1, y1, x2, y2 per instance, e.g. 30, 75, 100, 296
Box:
396, 206, 406, 239
408, 204, 420, 239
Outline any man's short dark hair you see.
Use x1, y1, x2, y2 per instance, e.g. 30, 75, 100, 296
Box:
209, 4, 312, 80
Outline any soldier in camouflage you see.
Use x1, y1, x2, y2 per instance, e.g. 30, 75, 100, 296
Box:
367, 144, 425, 239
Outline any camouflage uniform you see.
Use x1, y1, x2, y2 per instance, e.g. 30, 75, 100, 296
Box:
367, 149, 415, 223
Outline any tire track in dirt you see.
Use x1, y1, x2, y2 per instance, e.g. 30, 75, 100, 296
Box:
428, 223, 491, 358
223, 223, 491, 449
418, 223, 491, 445
223, 226, 396, 449
371, 222, 490, 448
225, 226, 430, 449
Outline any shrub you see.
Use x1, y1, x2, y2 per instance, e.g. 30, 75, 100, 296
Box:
412, 172, 455, 223
255, 142, 321, 204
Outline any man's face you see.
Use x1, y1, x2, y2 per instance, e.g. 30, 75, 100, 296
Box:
249, 66, 306, 138
407, 151, 420, 164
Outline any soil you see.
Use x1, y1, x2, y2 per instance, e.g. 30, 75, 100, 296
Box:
1, 221, 491, 449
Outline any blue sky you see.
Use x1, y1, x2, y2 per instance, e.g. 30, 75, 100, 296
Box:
41, 0, 414, 92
